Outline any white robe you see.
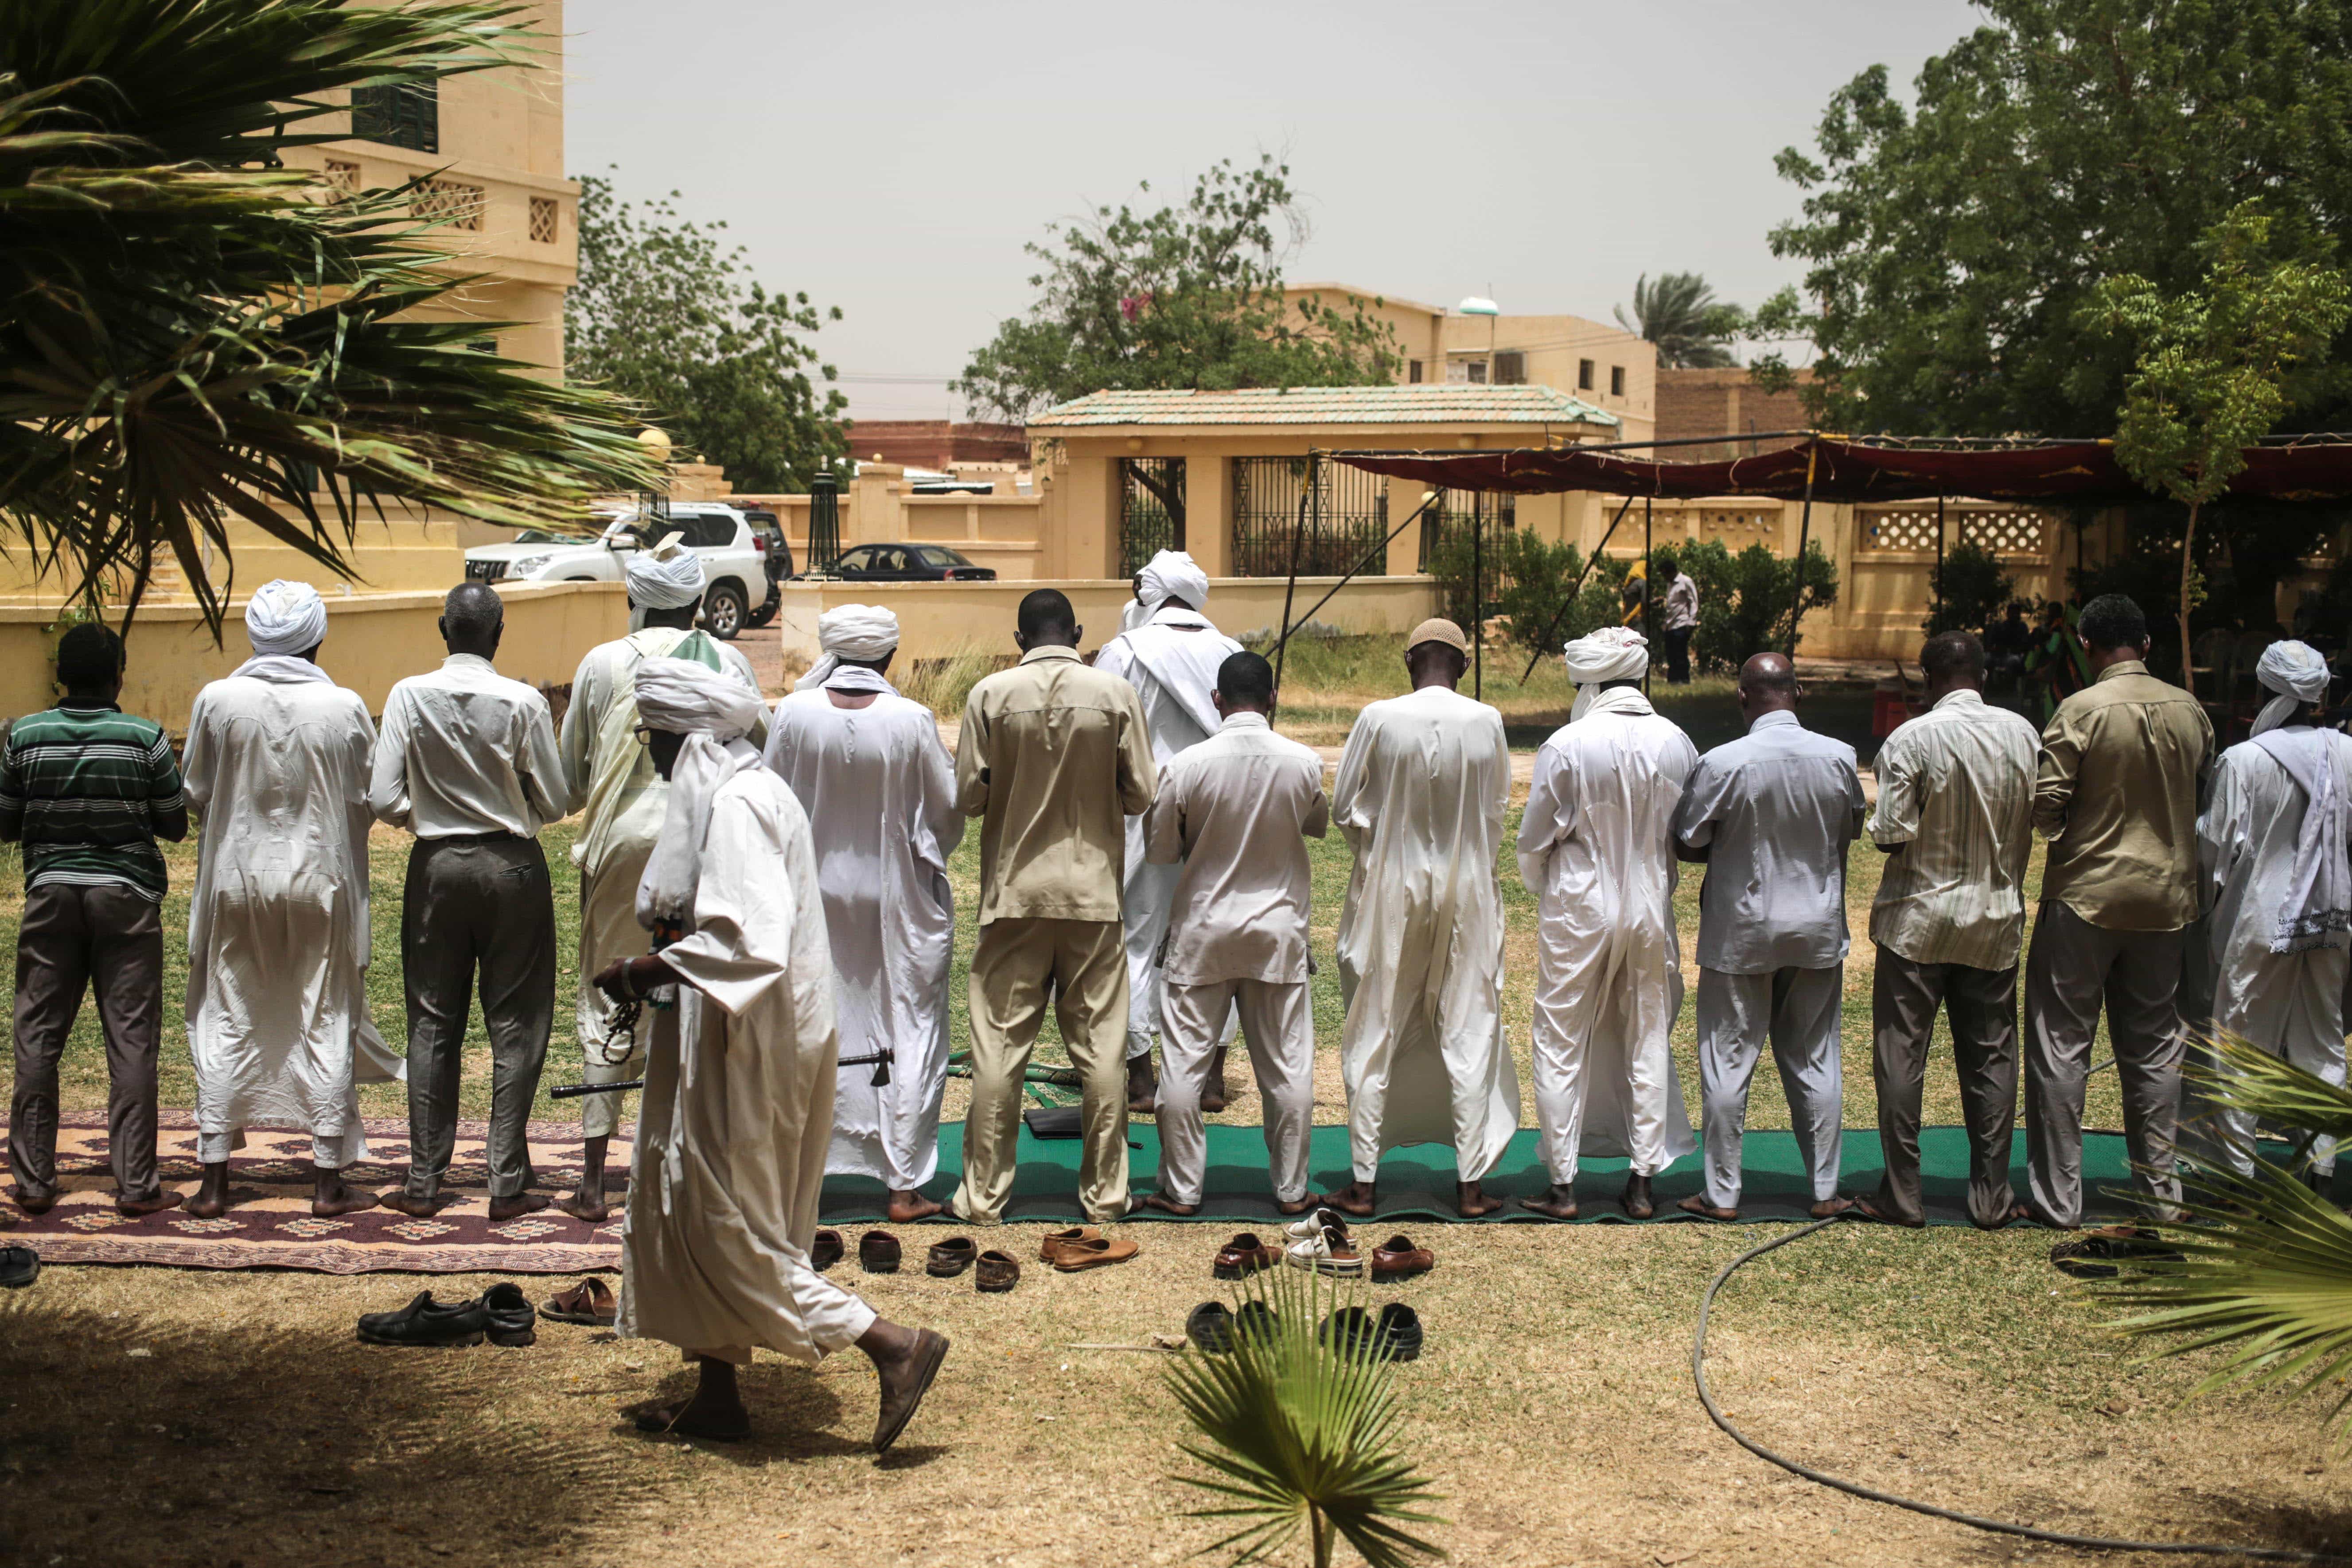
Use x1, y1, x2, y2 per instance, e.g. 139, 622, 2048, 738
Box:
618, 767, 876, 1365
183, 669, 399, 1167
763, 675, 963, 1191
559, 628, 759, 1134
1517, 688, 1699, 1180
1093, 605, 1242, 1055
1332, 685, 1520, 1183
2188, 730, 2352, 1175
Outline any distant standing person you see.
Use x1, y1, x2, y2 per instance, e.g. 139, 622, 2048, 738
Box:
2026, 594, 2212, 1261
1, 623, 187, 1218
1854, 631, 2039, 1229
1672, 652, 1865, 1222
370, 583, 567, 1220
1657, 553, 1697, 685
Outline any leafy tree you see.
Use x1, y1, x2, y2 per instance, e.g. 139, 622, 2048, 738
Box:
1613, 272, 1745, 369
1429, 531, 1624, 650
1681, 538, 1839, 668
1924, 540, 2013, 636
954, 155, 1401, 424
2085, 202, 2350, 696
567, 175, 846, 492
0, 0, 658, 629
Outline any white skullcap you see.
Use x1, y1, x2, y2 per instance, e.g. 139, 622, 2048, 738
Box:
626, 532, 706, 610
2253, 640, 2332, 736
244, 579, 328, 657
792, 603, 901, 692
1137, 549, 1210, 615
635, 655, 764, 742
1562, 626, 1648, 721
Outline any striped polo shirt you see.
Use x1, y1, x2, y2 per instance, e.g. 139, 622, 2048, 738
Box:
0, 702, 184, 901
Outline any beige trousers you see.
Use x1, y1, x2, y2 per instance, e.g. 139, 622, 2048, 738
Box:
951, 916, 1130, 1224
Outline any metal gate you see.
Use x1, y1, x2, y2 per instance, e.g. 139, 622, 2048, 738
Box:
1118, 458, 1184, 576
1230, 457, 1390, 577
1417, 489, 1515, 568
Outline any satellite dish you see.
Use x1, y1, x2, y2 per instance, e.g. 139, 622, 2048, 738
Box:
1457, 296, 1501, 316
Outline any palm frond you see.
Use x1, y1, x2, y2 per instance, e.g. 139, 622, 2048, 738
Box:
2187, 1033, 2352, 1145
1164, 1266, 1445, 1568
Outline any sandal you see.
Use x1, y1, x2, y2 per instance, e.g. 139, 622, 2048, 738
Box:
539, 1277, 617, 1326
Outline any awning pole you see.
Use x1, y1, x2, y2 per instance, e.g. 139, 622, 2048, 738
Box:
1270, 490, 1443, 659
1934, 490, 1947, 632
1275, 452, 1315, 699
1643, 496, 1654, 697
1472, 489, 1484, 700
1520, 493, 1635, 682
1788, 440, 1818, 654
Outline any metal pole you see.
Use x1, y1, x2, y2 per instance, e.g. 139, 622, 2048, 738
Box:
1274, 453, 1315, 696
1472, 489, 1484, 699
1520, 493, 1636, 682
1788, 440, 1818, 654
1643, 495, 1654, 697
1271, 491, 1442, 658
1934, 489, 1946, 632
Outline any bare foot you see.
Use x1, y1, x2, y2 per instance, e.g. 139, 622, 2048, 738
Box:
1320, 1180, 1377, 1218
1851, 1193, 1921, 1229
1455, 1180, 1503, 1219
1677, 1194, 1738, 1222
187, 1162, 233, 1220
556, 1190, 610, 1222
312, 1168, 378, 1218
1199, 1046, 1230, 1114
116, 1189, 183, 1218
635, 1358, 749, 1441
1274, 1197, 1316, 1216
488, 1191, 551, 1222
1622, 1172, 1655, 1221
886, 1190, 945, 1223
380, 1191, 447, 1218
1518, 1184, 1578, 1221
1141, 1194, 1198, 1216
1809, 1196, 1857, 1220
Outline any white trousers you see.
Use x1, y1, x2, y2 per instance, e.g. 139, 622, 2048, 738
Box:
1156, 977, 1316, 1207
680, 1274, 877, 1367
197, 1124, 366, 1169
1696, 964, 1844, 1209
1530, 951, 1693, 1183
576, 848, 655, 1139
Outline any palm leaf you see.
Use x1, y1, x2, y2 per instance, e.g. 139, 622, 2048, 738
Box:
2185, 1033, 2352, 1145
1164, 1265, 1445, 1568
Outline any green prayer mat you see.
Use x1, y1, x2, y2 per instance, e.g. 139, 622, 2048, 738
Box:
819, 1122, 2155, 1226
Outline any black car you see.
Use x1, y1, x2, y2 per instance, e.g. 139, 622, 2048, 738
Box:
828, 544, 996, 581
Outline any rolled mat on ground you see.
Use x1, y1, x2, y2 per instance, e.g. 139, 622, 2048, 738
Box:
0, 1112, 2177, 1273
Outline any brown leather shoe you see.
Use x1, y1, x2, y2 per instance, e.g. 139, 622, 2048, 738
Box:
1038, 1226, 1100, 1265
975, 1249, 1020, 1293
859, 1230, 902, 1274
1211, 1232, 1280, 1280
1370, 1234, 1433, 1281
1050, 1235, 1140, 1272
925, 1236, 977, 1278
811, 1229, 845, 1272
872, 1329, 950, 1453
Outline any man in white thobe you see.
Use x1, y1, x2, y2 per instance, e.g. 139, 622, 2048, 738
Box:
554, 538, 759, 1221
1094, 549, 1242, 1111
1673, 653, 1866, 1221
598, 658, 947, 1449
183, 581, 399, 1219
1516, 627, 1698, 1222
1328, 619, 1519, 1219
764, 605, 962, 1222
1140, 650, 1327, 1217
2186, 640, 2352, 1180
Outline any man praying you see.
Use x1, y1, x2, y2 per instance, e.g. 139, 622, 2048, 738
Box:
1327, 618, 1519, 1220
765, 605, 963, 1223
1517, 627, 1698, 1221
1140, 650, 1327, 1217
951, 589, 1156, 1226
1672, 653, 1865, 1222
599, 658, 947, 1448
554, 538, 759, 1222
369, 583, 565, 1220
184, 581, 399, 1219
1094, 549, 1243, 1113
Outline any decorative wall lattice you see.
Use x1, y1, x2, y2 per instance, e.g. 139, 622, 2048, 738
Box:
323, 159, 360, 191
1857, 505, 2055, 555
1856, 508, 1941, 552
1957, 508, 2053, 556
1699, 508, 1779, 547
414, 179, 484, 231
528, 195, 559, 244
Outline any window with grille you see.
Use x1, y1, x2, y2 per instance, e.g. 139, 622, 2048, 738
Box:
350, 82, 437, 153
415, 179, 485, 231
323, 159, 360, 191
1230, 458, 1388, 578
1118, 458, 1184, 576
528, 195, 558, 244
1610, 365, 1625, 397
1577, 358, 1594, 391
1408, 360, 1422, 383
1493, 350, 1526, 385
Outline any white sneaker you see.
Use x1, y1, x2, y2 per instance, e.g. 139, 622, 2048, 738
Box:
1282, 1207, 1347, 1244
1283, 1224, 1364, 1277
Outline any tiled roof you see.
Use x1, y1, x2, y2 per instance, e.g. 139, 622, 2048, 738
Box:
1026, 384, 1620, 429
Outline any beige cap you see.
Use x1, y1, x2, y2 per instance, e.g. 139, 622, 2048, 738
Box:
1406, 617, 1468, 655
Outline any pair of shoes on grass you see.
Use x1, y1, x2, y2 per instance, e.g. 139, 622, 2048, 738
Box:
357, 1282, 537, 1346
1184, 1299, 1423, 1362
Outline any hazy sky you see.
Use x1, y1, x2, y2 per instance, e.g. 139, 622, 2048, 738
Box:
567, 1, 1985, 419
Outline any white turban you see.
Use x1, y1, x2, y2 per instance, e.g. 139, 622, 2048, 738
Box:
633, 656, 765, 932
2252, 639, 2332, 737
792, 603, 901, 692
1562, 626, 1649, 721
626, 533, 706, 610
244, 579, 327, 657
1136, 549, 1210, 617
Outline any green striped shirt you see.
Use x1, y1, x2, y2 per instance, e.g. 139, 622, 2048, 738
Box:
0, 702, 183, 901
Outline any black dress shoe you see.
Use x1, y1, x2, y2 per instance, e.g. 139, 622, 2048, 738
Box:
481, 1282, 536, 1347
859, 1230, 902, 1274
811, 1229, 845, 1272
1318, 1306, 1380, 1358
1375, 1302, 1424, 1362
1186, 1301, 1235, 1354
357, 1290, 488, 1347
0, 1246, 37, 1289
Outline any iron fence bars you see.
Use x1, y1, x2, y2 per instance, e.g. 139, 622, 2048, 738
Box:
1231, 456, 1389, 577
1118, 457, 1185, 576
1417, 488, 1516, 569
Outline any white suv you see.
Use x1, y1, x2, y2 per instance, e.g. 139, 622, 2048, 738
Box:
461, 502, 775, 639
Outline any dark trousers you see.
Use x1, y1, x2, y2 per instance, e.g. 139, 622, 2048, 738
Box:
1662, 625, 1693, 685
10, 882, 165, 1202
1872, 946, 2017, 1227
2023, 900, 2185, 1227
401, 835, 555, 1200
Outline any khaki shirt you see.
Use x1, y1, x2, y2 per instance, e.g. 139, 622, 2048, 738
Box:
2033, 660, 2214, 932
956, 645, 1156, 924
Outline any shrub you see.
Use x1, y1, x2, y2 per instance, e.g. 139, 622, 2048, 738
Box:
1428, 528, 1629, 648
1924, 540, 2014, 635
1681, 537, 1839, 670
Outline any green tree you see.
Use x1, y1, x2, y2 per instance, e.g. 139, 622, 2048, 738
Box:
2085, 202, 2350, 697
953, 155, 1401, 423
1613, 272, 1745, 369
567, 174, 846, 493
1682, 538, 1839, 668
0, 0, 658, 629
1924, 540, 2013, 636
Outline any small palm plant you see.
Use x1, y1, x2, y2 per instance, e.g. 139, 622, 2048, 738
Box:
2098, 1035, 2352, 1431
1164, 1264, 1445, 1568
